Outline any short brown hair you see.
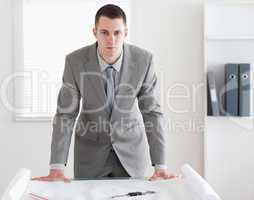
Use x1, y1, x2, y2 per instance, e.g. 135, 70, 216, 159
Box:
95, 4, 127, 27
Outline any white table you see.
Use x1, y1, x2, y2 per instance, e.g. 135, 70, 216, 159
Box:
2, 164, 221, 200
24, 178, 190, 200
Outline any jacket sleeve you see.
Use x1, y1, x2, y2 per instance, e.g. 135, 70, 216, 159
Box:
50, 55, 81, 165
137, 54, 167, 166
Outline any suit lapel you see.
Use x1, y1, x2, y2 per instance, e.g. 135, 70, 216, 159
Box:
84, 43, 108, 108
84, 43, 139, 118
111, 43, 138, 119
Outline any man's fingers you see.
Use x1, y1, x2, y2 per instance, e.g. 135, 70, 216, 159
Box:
31, 177, 47, 181
164, 173, 181, 179
149, 172, 180, 181
40, 177, 55, 181
63, 177, 71, 183
148, 174, 159, 181
31, 176, 54, 182
31, 176, 71, 182
165, 173, 177, 179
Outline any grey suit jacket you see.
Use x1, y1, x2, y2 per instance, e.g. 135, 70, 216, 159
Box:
50, 42, 167, 178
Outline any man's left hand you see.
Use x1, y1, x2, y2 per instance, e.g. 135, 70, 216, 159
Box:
149, 169, 179, 181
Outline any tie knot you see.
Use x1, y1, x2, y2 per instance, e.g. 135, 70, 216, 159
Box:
106, 65, 114, 75
107, 65, 114, 70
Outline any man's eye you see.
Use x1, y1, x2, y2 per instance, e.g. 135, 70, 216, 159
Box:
101, 31, 107, 35
114, 31, 121, 36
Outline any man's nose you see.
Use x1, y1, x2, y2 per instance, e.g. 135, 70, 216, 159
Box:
107, 34, 115, 44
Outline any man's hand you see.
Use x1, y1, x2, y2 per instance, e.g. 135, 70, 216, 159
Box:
149, 169, 179, 181
31, 169, 70, 182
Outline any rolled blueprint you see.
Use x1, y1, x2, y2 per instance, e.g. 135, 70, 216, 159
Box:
1, 168, 31, 200
181, 164, 221, 200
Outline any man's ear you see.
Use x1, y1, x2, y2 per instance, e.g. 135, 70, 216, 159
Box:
93, 28, 97, 37
124, 28, 128, 37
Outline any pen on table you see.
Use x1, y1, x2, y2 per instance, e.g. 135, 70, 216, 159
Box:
111, 191, 156, 198
28, 193, 49, 200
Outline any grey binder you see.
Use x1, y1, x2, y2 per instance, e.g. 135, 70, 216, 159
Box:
239, 63, 251, 116
225, 63, 239, 116
207, 72, 219, 116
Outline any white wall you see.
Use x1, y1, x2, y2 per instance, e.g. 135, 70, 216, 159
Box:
206, 117, 254, 200
130, 0, 204, 173
0, 0, 204, 196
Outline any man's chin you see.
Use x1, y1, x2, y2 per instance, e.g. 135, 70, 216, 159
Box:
106, 47, 117, 51
105, 48, 120, 55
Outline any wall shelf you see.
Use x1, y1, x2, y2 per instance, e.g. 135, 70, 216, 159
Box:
206, 1, 254, 6
204, 1, 254, 200
206, 36, 254, 40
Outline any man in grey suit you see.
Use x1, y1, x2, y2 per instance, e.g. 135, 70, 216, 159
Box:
33, 4, 177, 182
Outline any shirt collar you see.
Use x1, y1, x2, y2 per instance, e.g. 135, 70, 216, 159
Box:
97, 47, 123, 72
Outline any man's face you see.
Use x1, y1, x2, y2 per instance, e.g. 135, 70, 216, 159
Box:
93, 16, 128, 57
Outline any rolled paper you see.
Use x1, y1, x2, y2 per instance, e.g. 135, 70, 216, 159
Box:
2, 168, 31, 200
181, 164, 221, 200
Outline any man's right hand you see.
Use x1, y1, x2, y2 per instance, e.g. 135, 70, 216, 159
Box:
31, 169, 71, 182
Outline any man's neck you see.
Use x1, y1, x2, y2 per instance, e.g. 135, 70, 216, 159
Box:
98, 48, 122, 65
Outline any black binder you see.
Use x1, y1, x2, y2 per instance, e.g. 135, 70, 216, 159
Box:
225, 63, 239, 116
239, 63, 251, 116
207, 72, 219, 116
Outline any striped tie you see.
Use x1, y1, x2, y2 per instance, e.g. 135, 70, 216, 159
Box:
105, 66, 115, 113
